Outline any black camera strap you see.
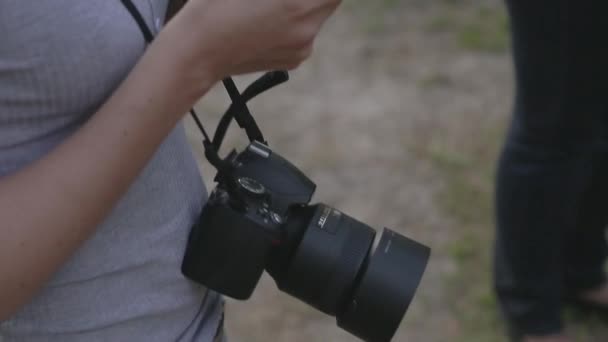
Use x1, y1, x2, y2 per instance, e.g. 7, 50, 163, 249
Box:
120, 0, 155, 42
120, 0, 288, 171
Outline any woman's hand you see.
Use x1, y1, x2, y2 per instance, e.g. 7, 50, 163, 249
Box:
161, 0, 341, 85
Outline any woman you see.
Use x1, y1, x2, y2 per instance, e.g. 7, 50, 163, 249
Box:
494, 1, 608, 341
0, 0, 340, 340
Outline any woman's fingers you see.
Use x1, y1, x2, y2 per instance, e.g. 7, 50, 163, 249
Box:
163, 0, 341, 82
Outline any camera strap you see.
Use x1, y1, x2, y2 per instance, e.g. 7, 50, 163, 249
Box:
120, 0, 155, 42
120, 0, 288, 170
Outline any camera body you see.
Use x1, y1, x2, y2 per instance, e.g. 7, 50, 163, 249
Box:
182, 141, 315, 299
182, 141, 430, 342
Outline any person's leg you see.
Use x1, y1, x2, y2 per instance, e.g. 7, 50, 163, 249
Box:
563, 143, 608, 297
494, 0, 608, 337
494, 132, 592, 337
561, 0, 608, 295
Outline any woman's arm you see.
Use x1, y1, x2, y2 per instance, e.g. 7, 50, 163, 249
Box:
0, 0, 341, 320
0, 28, 209, 321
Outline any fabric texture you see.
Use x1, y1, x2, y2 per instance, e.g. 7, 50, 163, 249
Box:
494, 0, 608, 336
0, 1, 223, 341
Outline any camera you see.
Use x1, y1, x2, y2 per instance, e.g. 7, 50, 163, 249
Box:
181, 72, 430, 342
117, 0, 430, 337
182, 139, 430, 342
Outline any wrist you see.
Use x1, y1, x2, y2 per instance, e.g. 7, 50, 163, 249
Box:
112, 40, 214, 128
154, 12, 224, 100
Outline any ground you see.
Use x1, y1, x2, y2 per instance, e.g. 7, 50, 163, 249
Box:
186, 1, 608, 341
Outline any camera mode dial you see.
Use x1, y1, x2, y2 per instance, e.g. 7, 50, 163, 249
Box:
237, 177, 266, 196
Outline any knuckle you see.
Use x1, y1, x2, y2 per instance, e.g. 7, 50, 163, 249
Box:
284, 59, 303, 71
298, 44, 314, 60
320, 0, 341, 10
292, 27, 316, 49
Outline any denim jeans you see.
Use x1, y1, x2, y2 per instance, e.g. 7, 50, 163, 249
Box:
494, 0, 608, 336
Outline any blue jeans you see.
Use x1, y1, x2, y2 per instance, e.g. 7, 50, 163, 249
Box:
494, 0, 608, 336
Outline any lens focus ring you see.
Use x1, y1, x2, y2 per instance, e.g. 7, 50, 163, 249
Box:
319, 215, 375, 315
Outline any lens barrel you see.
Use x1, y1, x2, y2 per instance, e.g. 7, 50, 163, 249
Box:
278, 205, 376, 316
337, 228, 430, 342
271, 204, 429, 341
275, 204, 430, 342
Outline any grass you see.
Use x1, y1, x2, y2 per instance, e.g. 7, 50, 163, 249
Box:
424, 117, 608, 341
348, 0, 510, 52
346, 0, 405, 34
346, 0, 512, 339
457, 7, 510, 53
417, 72, 453, 89
427, 4, 510, 53
425, 121, 508, 342
342, 0, 608, 340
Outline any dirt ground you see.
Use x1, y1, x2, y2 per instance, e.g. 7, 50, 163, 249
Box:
189, 0, 608, 340
187, 1, 514, 341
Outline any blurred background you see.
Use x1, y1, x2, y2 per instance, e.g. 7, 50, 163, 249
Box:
186, 0, 607, 341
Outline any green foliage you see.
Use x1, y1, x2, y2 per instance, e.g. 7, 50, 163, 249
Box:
423, 121, 507, 341
346, 0, 404, 34
428, 5, 510, 53
457, 8, 510, 53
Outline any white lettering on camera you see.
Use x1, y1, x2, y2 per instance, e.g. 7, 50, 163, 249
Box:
318, 206, 332, 229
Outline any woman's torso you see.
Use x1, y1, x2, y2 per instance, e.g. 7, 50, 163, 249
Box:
0, 1, 223, 341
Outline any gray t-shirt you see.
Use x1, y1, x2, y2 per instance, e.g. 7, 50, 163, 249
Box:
0, 1, 223, 341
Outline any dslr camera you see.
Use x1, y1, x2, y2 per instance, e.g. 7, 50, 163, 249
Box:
181, 72, 430, 342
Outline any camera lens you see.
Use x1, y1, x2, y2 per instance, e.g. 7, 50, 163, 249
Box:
274, 204, 429, 342
337, 228, 430, 342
